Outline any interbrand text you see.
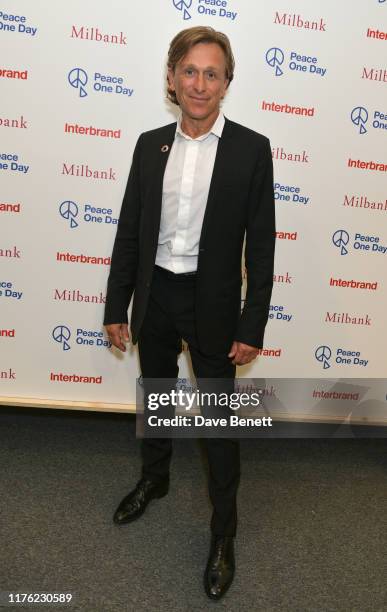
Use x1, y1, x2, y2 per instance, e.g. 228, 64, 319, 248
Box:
0, 328, 15, 337
276, 231, 297, 240
0, 202, 21, 213
56, 252, 111, 265
262, 101, 314, 116
0, 68, 27, 79
367, 28, 387, 40
257, 348, 282, 357
50, 372, 102, 384
312, 390, 359, 400
64, 123, 121, 139
329, 277, 378, 290
347, 158, 387, 172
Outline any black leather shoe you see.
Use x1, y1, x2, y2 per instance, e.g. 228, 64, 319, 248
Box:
204, 535, 235, 600
113, 477, 169, 525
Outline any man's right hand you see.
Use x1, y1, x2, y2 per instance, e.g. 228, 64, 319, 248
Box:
105, 323, 130, 352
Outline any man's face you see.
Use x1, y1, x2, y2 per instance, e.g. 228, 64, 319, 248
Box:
168, 42, 229, 122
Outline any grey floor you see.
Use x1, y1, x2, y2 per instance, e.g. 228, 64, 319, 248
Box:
1, 407, 387, 612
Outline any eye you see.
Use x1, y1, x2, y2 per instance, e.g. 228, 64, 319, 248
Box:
185, 68, 195, 76
207, 72, 215, 79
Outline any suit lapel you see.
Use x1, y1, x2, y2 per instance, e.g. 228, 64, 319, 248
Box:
198, 117, 234, 249
149, 122, 176, 241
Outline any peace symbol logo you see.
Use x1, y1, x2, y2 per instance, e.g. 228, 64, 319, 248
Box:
52, 325, 71, 351
332, 229, 350, 256
59, 200, 79, 229
68, 68, 88, 98
173, 0, 192, 20
351, 106, 368, 135
315, 345, 331, 369
265, 47, 284, 76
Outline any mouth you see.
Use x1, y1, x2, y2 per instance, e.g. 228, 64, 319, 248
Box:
189, 96, 209, 102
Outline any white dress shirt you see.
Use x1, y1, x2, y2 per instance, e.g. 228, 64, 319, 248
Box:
155, 112, 225, 273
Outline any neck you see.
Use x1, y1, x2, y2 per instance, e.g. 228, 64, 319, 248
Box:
181, 109, 220, 139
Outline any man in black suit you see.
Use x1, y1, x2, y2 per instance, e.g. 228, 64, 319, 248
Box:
104, 26, 275, 600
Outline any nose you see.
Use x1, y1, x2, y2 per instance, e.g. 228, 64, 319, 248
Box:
193, 72, 206, 93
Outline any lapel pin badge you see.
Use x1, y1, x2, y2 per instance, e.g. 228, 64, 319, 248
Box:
161, 144, 169, 153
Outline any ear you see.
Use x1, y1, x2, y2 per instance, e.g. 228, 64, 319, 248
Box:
167, 68, 175, 91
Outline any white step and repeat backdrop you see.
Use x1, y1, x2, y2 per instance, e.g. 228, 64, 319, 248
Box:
1, 1, 386, 419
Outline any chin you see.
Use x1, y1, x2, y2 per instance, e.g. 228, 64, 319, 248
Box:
186, 105, 212, 120
190, 110, 209, 120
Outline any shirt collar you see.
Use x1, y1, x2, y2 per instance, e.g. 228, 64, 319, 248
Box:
176, 112, 225, 141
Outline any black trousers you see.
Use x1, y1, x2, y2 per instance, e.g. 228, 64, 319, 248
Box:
137, 265, 241, 536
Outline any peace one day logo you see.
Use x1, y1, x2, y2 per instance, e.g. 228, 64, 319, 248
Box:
350, 106, 387, 135
315, 345, 369, 369
67, 67, 134, 98
59, 200, 118, 229
265, 47, 327, 77
172, 0, 238, 21
332, 229, 387, 255
52, 325, 111, 350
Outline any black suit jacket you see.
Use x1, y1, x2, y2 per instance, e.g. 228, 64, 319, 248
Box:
103, 117, 275, 354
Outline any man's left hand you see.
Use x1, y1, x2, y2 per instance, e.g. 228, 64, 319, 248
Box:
228, 341, 259, 366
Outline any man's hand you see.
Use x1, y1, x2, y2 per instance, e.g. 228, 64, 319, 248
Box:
228, 341, 259, 366
105, 323, 130, 352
